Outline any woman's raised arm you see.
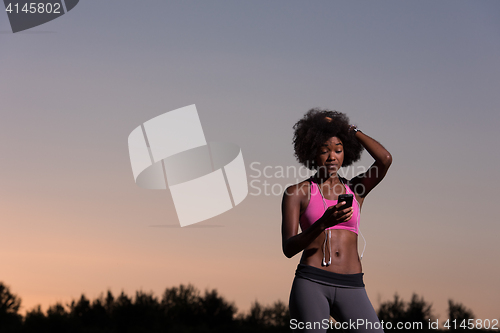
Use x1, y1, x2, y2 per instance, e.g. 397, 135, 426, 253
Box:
348, 128, 392, 205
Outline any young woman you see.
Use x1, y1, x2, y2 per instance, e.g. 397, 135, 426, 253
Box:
282, 109, 392, 332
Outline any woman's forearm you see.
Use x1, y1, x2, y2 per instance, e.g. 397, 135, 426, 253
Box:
355, 130, 392, 167
283, 218, 327, 258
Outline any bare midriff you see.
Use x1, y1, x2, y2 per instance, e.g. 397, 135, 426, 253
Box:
300, 229, 362, 274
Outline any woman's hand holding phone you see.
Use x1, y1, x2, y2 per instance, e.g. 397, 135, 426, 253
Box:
320, 202, 353, 230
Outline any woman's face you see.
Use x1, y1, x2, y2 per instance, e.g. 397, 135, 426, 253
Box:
315, 136, 344, 175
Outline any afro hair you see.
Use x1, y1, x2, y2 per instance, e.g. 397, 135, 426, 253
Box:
292, 108, 363, 170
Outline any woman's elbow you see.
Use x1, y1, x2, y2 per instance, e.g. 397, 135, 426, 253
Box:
382, 152, 392, 168
282, 243, 295, 259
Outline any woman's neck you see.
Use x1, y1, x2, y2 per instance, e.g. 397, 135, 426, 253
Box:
311, 172, 341, 186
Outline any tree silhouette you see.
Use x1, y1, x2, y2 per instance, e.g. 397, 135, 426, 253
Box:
406, 293, 434, 324
104, 290, 114, 314
69, 294, 91, 326
23, 305, 47, 332
262, 300, 289, 327
198, 288, 236, 328
129, 290, 162, 331
46, 302, 73, 332
87, 295, 112, 329
68, 293, 113, 330
447, 299, 474, 331
239, 300, 290, 332
377, 293, 406, 324
161, 283, 202, 328
0, 282, 22, 332
377, 293, 434, 331
159, 284, 238, 332
112, 290, 135, 331
243, 300, 265, 327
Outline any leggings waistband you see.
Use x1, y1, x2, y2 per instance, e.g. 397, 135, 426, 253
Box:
295, 264, 365, 288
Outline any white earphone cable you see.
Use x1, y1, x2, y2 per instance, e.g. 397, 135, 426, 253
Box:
317, 182, 331, 266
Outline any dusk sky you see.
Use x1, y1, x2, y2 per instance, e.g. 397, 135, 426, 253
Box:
1, 0, 499, 323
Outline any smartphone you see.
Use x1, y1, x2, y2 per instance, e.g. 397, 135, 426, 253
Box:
337, 194, 353, 210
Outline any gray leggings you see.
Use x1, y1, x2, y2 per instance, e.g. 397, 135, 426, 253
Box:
289, 276, 384, 332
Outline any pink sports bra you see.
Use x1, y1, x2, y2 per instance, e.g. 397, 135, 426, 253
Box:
299, 177, 360, 234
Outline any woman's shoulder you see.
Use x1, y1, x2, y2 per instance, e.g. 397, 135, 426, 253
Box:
283, 177, 312, 199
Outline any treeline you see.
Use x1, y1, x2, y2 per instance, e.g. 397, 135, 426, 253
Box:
0, 282, 288, 333
0, 281, 494, 332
